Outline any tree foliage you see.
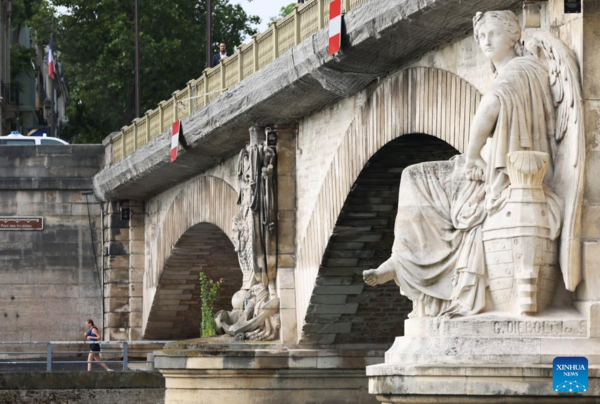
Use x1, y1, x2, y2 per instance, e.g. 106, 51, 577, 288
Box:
29, 0, 259, 143
269, 2, 296, 26
10, 0, 44, 87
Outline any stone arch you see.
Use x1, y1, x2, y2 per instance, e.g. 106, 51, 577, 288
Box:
143, 175, 239, 339
295, 67, 482, 343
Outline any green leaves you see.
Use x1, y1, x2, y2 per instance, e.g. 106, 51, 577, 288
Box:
199, 271, 223, 338
268, 2, 296, 26
30, 0, 259, 143
10, 45, 36, 84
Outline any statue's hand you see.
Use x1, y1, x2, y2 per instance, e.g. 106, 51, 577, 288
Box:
465, 157, 486, 182
363, 269, 380, 286
465, 167, 485, 182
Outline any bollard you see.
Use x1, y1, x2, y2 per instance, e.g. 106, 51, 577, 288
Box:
123, 342, 128, 371
46, 343, 52, 372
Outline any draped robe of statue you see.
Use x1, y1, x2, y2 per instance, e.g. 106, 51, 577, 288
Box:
378, 56, 564, 317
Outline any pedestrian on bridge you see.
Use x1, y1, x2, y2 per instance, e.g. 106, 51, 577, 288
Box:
85, 319, 113, 372
211, 42, 228, 67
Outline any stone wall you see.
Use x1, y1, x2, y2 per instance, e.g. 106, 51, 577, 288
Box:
296, 98, 357, 249
578, 0, 600, 325
0, 146, 104, 342
0, 371, 164, 404
102, 199, 145, 341
274, 125, 299, 344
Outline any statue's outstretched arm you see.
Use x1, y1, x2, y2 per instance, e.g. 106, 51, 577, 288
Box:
363, 257, 398, 286
465, 95, 500, 172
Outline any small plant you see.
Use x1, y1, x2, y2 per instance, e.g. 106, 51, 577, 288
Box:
199, 271, 223, 337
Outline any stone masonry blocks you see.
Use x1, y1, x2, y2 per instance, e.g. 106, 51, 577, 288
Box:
577, 241, 600, 301
275, 125, 298, 345
102, 199, 146, 340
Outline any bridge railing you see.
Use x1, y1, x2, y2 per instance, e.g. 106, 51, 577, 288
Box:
110, 0, 367, 164
0, 341, 170, 371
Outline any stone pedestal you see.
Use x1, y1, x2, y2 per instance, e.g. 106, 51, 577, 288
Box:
155, 338, 384, 404
368, 364, 600, 403
366, 309, 600, 402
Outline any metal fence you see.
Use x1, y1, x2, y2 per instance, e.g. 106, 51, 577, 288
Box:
110, 0, 370, 164
1, 82, 19, 106
0, 341, 169, 371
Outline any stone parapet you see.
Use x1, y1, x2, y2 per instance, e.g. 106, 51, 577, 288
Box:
155, 340, 384, 404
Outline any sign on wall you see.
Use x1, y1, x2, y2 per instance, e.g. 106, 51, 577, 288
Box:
0, 217, 44, 230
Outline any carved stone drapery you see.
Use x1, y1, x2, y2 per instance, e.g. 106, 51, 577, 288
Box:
232, 126, 277, 297
216, 126, 280, 341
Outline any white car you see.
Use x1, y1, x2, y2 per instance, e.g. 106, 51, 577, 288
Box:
0, 131, 69, 145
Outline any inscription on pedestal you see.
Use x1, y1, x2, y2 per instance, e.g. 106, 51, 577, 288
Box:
493, 320, 587, 337
406, 315, 588, 338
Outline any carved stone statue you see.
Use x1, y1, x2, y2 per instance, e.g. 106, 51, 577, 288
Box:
217, 126, 280, 341
215, 284, 280, 341
232, 126, 278, 298
363, 11, 584, 318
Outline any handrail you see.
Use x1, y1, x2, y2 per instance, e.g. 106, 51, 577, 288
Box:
109, 0, 365, 164
0, 341, 170, 372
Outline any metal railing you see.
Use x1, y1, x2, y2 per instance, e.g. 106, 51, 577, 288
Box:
0, 341, 170, 371
1, 82, 19, 106
109, 0, 369, 164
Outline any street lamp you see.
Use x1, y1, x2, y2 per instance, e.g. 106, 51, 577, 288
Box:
135, 0, 140, 118
206, 0, 212, 69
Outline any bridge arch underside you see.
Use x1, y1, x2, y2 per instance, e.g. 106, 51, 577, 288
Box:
301, 134, 459, 345
144, 223, 242, 340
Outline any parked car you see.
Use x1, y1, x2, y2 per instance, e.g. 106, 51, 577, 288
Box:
0, 131, 69, 145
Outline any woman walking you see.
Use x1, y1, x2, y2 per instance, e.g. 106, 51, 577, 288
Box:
85, 319, 113, 372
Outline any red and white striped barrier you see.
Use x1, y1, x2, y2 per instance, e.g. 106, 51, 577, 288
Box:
329, 0, 342, 55
171, 120, 181, 163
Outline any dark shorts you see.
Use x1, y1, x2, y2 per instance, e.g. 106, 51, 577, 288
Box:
90, 343, 101, 352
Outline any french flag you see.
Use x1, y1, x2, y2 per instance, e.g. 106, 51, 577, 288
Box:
47, 38, 55, 79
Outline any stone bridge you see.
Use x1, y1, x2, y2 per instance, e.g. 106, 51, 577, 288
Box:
91, 0, 599, 358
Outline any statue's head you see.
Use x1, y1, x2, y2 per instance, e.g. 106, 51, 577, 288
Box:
473, 11, 521, 65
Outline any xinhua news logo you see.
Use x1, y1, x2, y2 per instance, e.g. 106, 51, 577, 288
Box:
553, 357, 588, 393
